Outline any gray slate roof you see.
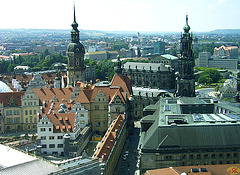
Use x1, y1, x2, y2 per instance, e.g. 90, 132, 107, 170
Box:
140, 97, 240, 152
141, 123, 240, 150
123, 62, 169, 72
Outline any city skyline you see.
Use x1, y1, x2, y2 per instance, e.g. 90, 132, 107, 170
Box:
0, 0, 240, 32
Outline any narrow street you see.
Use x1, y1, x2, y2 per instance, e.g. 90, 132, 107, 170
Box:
114, 122, 140, 175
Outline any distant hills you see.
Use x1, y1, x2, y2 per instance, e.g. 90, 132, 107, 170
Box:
0, 28, 240, 37
209, 29, 240, 34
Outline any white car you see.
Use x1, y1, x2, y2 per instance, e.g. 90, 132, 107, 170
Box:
123, 154, 127, 160
125, 150, 129, 157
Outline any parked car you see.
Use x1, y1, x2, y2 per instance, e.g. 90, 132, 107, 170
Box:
123, 154, 127, 161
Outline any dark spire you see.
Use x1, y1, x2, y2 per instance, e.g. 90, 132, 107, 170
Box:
183, 14, 190, 33
71, 2, 79, 30
74, 1, 76, 23
186, 14, 188, 25
70, 1, 80, 43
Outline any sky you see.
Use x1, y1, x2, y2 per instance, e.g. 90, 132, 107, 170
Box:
0, 0, 239, 32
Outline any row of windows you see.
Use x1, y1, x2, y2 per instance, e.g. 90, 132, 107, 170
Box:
95, 121, 108, 127
40, 128, 52, 132
6, 110, 20, 116
40, 136, 63, 140
6, 117, 20, 123
94, 114, 108, 119
181, 160, 240, 166
94, 105, 108, 110
25, 110, 37, 115
24, 101, 37, 106
183, 153, 238, 159
41, 144, 63, 148
25, 117, 37, 123
26, 95, 34, 99
6, 117, 38, 124
164, 153, 239, 161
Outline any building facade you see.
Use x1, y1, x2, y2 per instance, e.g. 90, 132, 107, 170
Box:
37, 102, 91, 156
0, 89, 41, 133
122, 62, 175, 90
196, 51, 238, 70
21, 89, 41, 131
0, 92, 25, 133
139, 97, 240, 173
149, 54, 179, 72
153, 41, 166, 55
176, 15, 195, 97
213, 45, 239, 59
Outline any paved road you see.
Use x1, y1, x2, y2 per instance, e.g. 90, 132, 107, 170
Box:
115, 122, 140, 175
196, 88, 215, 98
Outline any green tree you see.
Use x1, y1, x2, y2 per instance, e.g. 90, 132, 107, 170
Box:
44, 49, 50, 57
7, 64, 17, 73
112, 43, 128, 51
96, 59, 115, 81
0, 59, 9, 73
198, 68, 221, 84
18, 55, 22, 64
198, 74, 213, 84
84, 59, 97, 66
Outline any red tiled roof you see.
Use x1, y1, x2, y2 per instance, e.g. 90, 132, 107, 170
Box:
33, 87, 73, 105
41, 101, 75, 133
19, 52, 37, 56
111, 73, 132, 97
75, 74, 132, 104
145, 164, 240, 175
94, 114, 125, 162
0, 91, 25, 107
214, 45, 238, 51
0, 55, 9, 60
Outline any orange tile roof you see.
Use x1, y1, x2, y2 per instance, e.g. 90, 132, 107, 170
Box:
0, 91, 25, 107
111, 73, 132, 97
145, 164, 240, 175
214, 45, 238, 51
0, 55, 9, 60
74, 74, 132, 104
94, 114, 125, 162
15, 74, 33, 83
33, 87, 73, 105
40, 101, 75, 133
145, 168, 179, 175
19, 52, 37, 56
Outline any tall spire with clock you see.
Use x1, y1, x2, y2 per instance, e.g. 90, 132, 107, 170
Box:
176, 15, 195, 97
67, 2, 85, 87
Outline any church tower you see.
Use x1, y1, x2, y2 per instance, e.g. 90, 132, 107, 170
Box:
67, 4, 85, 87
176, 15, 195, 97
114, 55, 123, 76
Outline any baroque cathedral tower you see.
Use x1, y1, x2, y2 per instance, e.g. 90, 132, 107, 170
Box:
67, 4, 85, 87
176, 15, 195, 97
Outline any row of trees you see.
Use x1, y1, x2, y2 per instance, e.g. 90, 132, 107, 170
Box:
0, 53, 67, 74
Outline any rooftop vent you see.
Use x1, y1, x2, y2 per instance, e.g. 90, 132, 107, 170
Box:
199, 168, 208, 172
191, 168, 199, 173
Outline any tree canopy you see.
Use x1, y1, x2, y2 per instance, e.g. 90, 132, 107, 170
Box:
198, 68, 221, 84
